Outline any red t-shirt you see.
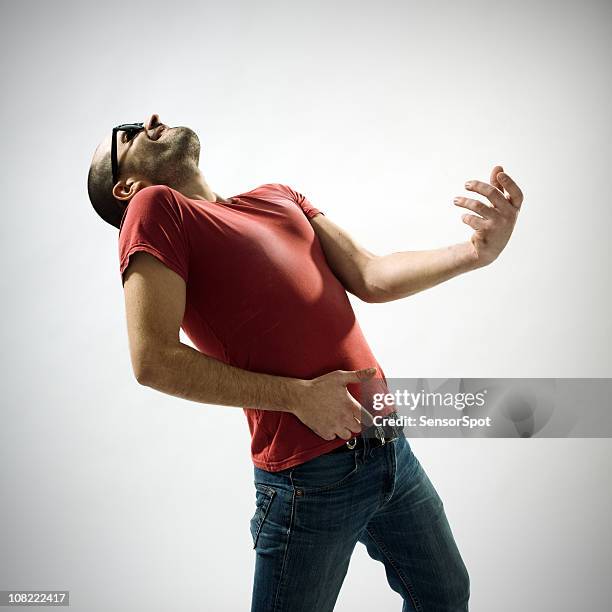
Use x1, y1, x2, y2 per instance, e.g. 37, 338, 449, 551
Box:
118, 183, 392, 471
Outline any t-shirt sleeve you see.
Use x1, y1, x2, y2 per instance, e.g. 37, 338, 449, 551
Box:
117, 185, 189, 286
275, 183, 325, 219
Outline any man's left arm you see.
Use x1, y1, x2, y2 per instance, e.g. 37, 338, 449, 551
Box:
308, 165, 524, 303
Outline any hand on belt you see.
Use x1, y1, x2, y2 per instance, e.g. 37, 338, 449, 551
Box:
329, 417, 400, 454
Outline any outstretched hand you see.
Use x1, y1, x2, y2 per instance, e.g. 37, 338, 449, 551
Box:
453, 165, 524, 267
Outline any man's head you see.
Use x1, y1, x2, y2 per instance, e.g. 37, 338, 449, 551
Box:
87, 114, 201, 229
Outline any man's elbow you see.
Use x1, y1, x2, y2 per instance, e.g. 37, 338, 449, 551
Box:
131, 349, 163, 387
133, 361, 155, 386
346, 255, 391, 303
360, 284, 395, 303
360, 266, 395, 303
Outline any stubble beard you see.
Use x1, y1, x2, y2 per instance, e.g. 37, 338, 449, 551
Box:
151, 126, 201, 187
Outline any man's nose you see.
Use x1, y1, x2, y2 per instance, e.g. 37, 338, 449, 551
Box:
145, 113, 161, 132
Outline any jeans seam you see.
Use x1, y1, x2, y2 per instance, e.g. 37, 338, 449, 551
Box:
271, 476, 297, 612
251, 484, 277, 549
365, 525, 423, 612
381, 440, 398, 506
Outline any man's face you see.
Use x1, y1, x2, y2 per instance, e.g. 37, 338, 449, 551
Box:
113, 113, 201, 191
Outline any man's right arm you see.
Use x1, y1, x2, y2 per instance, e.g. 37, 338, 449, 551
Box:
122, 251, 374, 441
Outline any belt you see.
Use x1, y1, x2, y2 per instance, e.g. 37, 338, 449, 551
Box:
328, 416, 400, 454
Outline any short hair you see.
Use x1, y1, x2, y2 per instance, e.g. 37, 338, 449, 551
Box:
87, 147, 127, 230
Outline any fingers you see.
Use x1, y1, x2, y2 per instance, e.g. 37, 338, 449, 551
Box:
497, 172, 524, 210
339, 404, 363, 438
315, 368, 376, 439
320, 431, 337, 441
338, 398, 364, 435
348, 408, 363, 434
454, 196, 495, 219
338, 406, 362, 438
462, 213, 487, 230
340, 366, 377, 384
464, 180, 515, 215
329, 414, 361, 440
490, 165, 504, 192
356, 405, 375, 428
337, 428, 355, 441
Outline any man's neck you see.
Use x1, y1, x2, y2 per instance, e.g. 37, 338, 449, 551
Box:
173, 168, 230, 204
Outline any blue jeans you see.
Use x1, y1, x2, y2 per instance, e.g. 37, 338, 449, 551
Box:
250, 431, 470, 611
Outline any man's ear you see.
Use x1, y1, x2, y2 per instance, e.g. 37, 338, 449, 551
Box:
112, 178, 151, 202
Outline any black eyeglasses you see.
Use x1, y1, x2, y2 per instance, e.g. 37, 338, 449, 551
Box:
111, 122, 145, 186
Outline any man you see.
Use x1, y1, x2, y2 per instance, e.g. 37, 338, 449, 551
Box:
87, 114, 524, 611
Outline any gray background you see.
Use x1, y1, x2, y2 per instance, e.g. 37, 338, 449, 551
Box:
1, 0, 611, 610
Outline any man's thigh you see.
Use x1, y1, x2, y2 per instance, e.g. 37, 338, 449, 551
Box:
359, 435, 470, 611
250, 450, 380, 612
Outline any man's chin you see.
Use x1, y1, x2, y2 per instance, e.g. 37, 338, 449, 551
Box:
171, 125, 199, 142
167, 126, 200, 163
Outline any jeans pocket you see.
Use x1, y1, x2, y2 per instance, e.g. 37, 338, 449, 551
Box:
250, 483, 276, 549
290, 450, 359, 494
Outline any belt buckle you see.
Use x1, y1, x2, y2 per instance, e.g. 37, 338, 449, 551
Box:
346, 437, 358, 450
379, 413, 400, 446
374, 427, 386, 447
